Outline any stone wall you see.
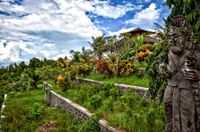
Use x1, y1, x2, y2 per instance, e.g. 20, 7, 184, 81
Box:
43, 82, 119, 132
76, 78, 148, 96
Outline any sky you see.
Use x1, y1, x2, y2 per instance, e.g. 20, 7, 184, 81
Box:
0, 0, 171, 66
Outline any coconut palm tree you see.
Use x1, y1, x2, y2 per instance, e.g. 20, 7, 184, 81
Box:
80, 46, 92, 63
89, 35, 107, 60
105, 35, 117, 55
70, 50, 81, 62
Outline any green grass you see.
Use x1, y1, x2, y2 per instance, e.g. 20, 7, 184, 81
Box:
134, 62, 148, 69
1, 89, 84, 131
81, 72, 149, 87
50, 82, 165, 132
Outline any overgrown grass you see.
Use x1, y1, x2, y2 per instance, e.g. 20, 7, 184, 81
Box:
81, 72, 149, 87
1, 90, 84, 131
134, 62, 148, 69
50, 82, 165, 132
0, 90, 4, 108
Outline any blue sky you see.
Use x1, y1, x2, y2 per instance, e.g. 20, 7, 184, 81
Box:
0, 0, 171, 66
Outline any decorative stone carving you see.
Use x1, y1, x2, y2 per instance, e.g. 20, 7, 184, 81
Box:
159, 15, 200, 132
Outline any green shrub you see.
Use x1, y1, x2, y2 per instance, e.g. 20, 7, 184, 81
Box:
79, 63, 93, 77
96, 59, 109, 74
120, 92, 135, 107
28, 102, 44, 119
78, 116, 100, 132
98, 83, 114, 97
60, 77, 72, 92
80, 84, 99, 98
82, 71, 149, 87
0, 89, 5, 106
109, 87, 120, 99
88, 95, 102, 110
118, 61, 136, 77
2, 105, 26, 130
134, 68, 146, 78
102, 97, 113, 112
37, 83, 43, 89
69, 65, 79, 80
35, 66, 62, 81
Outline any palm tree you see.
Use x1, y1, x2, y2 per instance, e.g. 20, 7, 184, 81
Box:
105, 35, 117, 55
117, 32, 136, 60
80, 46, 92, 62
89, 35, 107, 60
70, 50, 81, 62
57, 57, 69, 70
118, 32, 135, 54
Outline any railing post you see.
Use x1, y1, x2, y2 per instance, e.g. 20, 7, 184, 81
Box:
43, 81, 51, 105
47, 84, 52, 105
0, 94, 8, 131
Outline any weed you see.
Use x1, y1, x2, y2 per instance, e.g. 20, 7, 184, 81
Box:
28, 102, 44, 119
78, 116, 100, 132
83, 72, 149, 87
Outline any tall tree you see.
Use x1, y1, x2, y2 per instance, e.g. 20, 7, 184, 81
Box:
166, 0, 200, 37
80, 47, 92, 62
29, 58, 42, 69
70, 50, 81, 62
105, 35, 117, 55
90, 35, 107, 60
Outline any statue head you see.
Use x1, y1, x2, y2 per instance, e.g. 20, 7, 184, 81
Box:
168, 26, 185, 55
167, 15, 192, 55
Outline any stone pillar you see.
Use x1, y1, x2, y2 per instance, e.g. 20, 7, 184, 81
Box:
43, 82, 51, 105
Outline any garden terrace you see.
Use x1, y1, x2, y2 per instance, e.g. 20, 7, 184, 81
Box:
47, 81, 165, 132
0, 90, 91, 131
76, 78, 148, 96
80, 72, 149, 88
45, 87, 118, 132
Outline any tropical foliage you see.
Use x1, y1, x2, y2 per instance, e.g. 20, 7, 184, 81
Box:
147, 0, 200, 100
147, 35, 169, 100
166, 0, 200, 36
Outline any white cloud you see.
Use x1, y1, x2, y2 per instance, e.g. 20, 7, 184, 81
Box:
0, 41, 27, 62
0, 0, 135, 40
0, 1, 25, 13
108, 27, 137, 36
0, 41, 5, 55
0, 39, 62, 65
43, 43, 55, 48
0, 0, 149, 66
51, 49, 69, 60
93, 2, 136, 19
0, 0, 103, 65
52, 53, 67, 60
0, 0, 103, 38
126, 3, 160, 29
39, 50, 50, 58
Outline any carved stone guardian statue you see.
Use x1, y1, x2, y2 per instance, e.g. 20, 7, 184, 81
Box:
159, 15, 200, 132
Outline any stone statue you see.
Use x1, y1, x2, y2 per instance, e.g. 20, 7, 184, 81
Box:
159, 15, 200, 132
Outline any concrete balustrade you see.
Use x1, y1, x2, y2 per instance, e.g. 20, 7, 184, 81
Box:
43, 82, 120, 132
75, 78, 148, 96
